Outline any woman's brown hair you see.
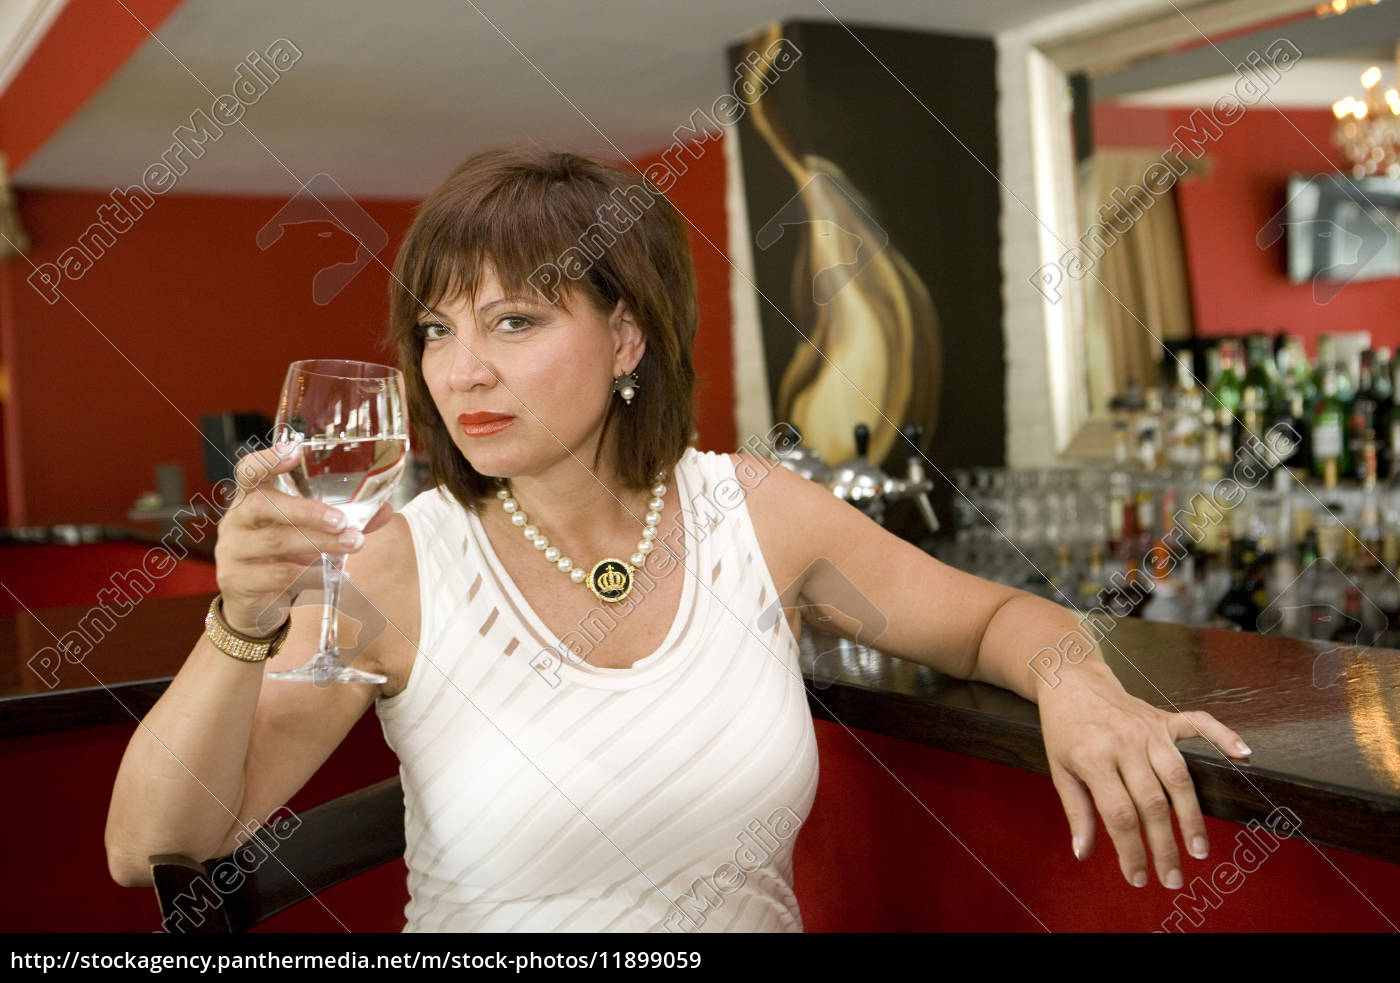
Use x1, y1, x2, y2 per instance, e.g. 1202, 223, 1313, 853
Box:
386, 145, 698, 515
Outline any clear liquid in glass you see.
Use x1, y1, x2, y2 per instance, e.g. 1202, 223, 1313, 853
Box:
276, 436, 410, 529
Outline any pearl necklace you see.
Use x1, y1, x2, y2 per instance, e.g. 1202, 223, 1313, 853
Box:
495, 472, 669, 604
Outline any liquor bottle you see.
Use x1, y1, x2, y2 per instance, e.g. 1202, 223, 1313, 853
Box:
1300, 526, 1320, 570
1168, 351, 1204, 466
1270, 391, 1311, 475
1374, 347, 1394, 411
1313, 334, 1354, 403
1212, 338, 1243, 416
1215, 538, 1267, 631
1111, 417, 1130, 467
1268, 514, 1304, 638
1238, 385, 1270, 452
1307, 515, 1349, 641
1388, 355, 1400, 480
1314, 457, 1347, 563
1311, 334, 1334, 398
1311, 365, 1350, 480
1244, 333, 1280, 410
1137, 427, 1159, 473
1331, 587, 1369, 645
1215, 405, 1234, 466
1347, 350, 1383, 480
1106, 462, 1128, 554
1047, 543, 1078, 598
1283, 335, 1317, 405
1337, 350, 1356, 403
1078, 543, 1108, 611
1377, 347, 1395, 477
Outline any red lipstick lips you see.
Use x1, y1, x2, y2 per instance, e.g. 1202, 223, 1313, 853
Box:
458, 412, 514, 437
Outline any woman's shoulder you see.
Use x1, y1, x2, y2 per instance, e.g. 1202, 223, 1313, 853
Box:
711, 450, 829, 589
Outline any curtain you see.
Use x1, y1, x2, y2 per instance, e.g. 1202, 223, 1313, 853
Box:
1079, 149, 1196, 409
0, 153, 29, 260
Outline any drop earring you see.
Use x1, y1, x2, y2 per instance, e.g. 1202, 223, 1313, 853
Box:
612, 370, 639, 405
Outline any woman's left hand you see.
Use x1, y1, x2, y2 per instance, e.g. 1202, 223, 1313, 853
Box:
1036, 661, 1253, 889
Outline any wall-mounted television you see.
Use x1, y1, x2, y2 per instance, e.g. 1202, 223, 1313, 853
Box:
1283, 174, 1400, 283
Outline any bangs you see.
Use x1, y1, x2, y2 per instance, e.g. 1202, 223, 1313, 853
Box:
398, 172, 618, 318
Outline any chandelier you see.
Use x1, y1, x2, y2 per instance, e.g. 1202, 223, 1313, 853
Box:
1333, 43, 1400, 177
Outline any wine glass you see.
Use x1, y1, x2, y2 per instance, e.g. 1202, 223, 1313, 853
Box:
266, 359, 409, 685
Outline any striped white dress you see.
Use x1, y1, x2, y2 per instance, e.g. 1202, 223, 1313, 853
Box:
374, 447, 821, 932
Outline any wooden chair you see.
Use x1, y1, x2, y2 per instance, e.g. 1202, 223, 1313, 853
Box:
149, 776, 405, 933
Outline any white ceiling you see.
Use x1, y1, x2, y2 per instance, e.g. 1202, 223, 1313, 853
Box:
1119, 58, 1395, 109
12, 0, 1096, 198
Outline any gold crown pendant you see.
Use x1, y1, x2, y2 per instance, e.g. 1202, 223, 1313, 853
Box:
495, 470, 670, 605
588, 559, 634, 603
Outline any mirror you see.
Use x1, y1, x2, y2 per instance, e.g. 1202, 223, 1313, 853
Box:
1007, 0, 1400, 462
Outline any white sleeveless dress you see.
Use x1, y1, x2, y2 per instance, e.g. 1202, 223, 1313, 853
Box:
374, 447, 821, 932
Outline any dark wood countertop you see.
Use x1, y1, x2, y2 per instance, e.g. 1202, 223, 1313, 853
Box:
1, 592, 211, 738
5, 592, 1398, 866
799, 617, 1400, 868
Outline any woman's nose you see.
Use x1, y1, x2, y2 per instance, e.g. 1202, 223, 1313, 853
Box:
448, 335, 496, 391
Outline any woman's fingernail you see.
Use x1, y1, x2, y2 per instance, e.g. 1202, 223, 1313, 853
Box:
1235, 740, 1252, 756
1165, 869, 1183, 890
1190, 836, 1209, 859
338, 529, 363, 549
1072, 836, 1082, 860
324, 510, 348, 532
1132, 871, 1148, 888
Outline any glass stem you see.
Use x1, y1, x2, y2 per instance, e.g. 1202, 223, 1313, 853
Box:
317, 550, 347, 662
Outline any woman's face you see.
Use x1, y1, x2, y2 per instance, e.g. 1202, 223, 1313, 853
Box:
418, 266, 643, 480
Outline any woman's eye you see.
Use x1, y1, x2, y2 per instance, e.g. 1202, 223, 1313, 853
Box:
419, 322, 450, 341
497, 316, 533, 334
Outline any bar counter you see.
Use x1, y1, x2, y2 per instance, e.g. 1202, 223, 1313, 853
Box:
797, 618, 1400, 869
6, 590, 1398, 866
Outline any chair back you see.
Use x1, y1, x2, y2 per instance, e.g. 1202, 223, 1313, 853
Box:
150, 775, 405, 933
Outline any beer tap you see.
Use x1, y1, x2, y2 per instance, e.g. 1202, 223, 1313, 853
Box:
893, 423, 940, 534
823, 423, 941, 534
769, 424, 832, 485
824, 423, 888, 523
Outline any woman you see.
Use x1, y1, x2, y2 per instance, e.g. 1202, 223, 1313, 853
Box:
106, 146, 1251, 932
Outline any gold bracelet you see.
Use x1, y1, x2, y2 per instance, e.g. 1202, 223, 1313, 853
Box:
204, 595, 291, 663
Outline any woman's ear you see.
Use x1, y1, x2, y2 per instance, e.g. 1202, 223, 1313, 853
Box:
611, 298, 645, 374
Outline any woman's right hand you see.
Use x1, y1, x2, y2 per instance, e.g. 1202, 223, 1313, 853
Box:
213, 442, 394, 637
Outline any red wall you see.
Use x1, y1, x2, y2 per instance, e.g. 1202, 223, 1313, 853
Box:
1093, 102, 1400, 354
1, 138, 732, 526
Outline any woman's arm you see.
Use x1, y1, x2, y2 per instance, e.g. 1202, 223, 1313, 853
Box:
738, 453, 1251, 891
105, 454, 414, 887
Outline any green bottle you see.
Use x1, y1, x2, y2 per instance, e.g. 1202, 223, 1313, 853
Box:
1212, 338, 1243, 416
1312, 364, 1350, 479
1240, 334, 1278, 444
1313, 335, 1334, 398
1284, 336, 1316, 405
1244, 333, 1280, 410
